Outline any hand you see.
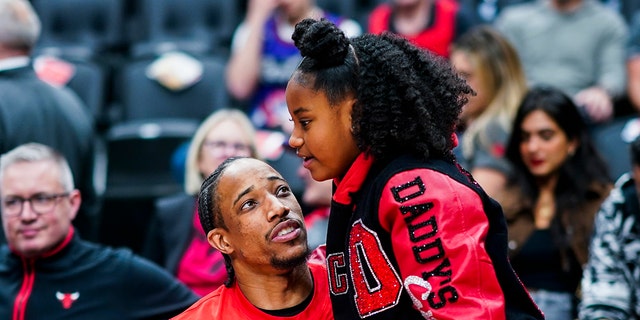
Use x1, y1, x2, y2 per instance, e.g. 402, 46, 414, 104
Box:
246, 0, 280, 24
574, 87, 614, 123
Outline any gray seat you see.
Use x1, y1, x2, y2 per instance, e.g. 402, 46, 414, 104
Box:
112, 55, 228, 123
130, 0, 240, 58
31, 0, 125, 60
101, 118, 199, 200
590, 115, 638, 181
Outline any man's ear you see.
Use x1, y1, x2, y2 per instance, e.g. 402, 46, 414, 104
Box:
67, 189, 81, 221
208, 228, 234, 255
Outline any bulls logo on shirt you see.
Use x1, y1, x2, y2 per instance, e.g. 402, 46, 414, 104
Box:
55, 291, 80, 309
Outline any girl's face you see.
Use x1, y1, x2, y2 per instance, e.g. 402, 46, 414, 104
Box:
285, 77, 360, 182
450, 50, 489, 123
518, 110, 577, 179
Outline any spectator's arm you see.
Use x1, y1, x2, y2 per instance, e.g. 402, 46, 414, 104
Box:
628, 56, 640, 112
225, 0, 278, 101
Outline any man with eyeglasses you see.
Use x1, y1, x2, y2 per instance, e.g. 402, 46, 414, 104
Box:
0, 143, 199, 319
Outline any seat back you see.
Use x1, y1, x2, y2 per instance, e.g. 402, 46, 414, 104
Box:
132, 0, 240, 57
590, 115, 637, 181
103, 118, 199, 200
32, 0, 125, 59
114, 55, 228, 123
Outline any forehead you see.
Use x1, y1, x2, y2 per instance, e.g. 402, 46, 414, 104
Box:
206, 119, 249, 141
521, 110, 557, 130
218, 159, 283, 193
1, 160, 61, 194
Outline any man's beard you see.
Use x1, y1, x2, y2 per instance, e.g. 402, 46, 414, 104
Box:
271, 245, 311, 270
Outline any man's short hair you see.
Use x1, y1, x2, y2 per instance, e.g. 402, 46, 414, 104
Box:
0, 0, 41, 51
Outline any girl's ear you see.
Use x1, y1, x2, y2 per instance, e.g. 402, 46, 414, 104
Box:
340, 97, 357, 130
208, 228, 234, 255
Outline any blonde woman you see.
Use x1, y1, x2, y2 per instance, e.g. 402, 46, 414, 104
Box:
450, 25, 527, 199
142, 108, 259, 296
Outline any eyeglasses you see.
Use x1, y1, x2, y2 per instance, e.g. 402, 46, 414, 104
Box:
202, 140, 252, 154
1, 193, 70, 217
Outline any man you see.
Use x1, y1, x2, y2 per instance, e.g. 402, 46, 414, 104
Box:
0, 143, 199, 320
0, 0, 97, 242
579, 135, 640, 319
172, 157, 332, 319
495, 0, 628, 124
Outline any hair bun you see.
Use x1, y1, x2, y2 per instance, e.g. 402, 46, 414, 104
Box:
292, 18, 349, 68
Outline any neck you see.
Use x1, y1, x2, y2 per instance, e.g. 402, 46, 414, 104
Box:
535, 172, 559, 192
235, 263, 313, 310
0, 47, 30, 60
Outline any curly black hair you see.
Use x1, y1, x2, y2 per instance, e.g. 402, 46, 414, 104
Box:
198, 156, 244, 287
291, 18, 472, 163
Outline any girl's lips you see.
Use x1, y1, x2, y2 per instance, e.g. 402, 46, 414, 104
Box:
301, 156, 314, 169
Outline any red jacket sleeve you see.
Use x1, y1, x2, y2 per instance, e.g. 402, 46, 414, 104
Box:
377, 168, 507, 320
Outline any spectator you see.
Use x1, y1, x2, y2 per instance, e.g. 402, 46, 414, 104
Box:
495, 0, 628, 124
0, 0, 98, 242
0, 143, 198, 319
578, 134, 640, 320
450, 25, 528, 200
142, 108, 258, 297
628, 11, 640, 113
500, 86, 613, 319
225, 0, 361, 133
286, 18, 543, 319
172, 157, 332, 319
368, 0, 477, 58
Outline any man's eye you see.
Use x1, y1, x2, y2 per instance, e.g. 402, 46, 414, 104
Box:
241, 200, 257, 211
32, 195, 53, 205
277, 185, 291, 196
3, 198, 20, 207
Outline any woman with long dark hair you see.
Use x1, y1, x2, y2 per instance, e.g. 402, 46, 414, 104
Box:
501, 86, 613, 319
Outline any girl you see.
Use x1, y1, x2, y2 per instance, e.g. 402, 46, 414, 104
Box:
285, 18, 543, 319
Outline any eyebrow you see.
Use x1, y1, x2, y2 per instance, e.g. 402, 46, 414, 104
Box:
292, 107, 310, 117
231, 176, 286, 206
268, 176, 287, 183
233, 186, 254, 207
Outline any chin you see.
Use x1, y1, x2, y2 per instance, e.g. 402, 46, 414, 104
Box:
271, 245, 310, 270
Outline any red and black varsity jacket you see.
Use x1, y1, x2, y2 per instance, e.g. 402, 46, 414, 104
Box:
325, 153, 544, 319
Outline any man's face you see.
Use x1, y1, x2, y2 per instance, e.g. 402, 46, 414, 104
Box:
1, 161, 79, 258
210, 158, 309, 272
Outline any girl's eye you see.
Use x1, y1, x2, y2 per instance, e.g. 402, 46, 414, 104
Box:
240, 200, 257, 211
